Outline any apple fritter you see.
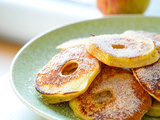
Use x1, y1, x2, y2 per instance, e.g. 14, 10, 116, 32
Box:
86, 34, 159, 68
69, 66, 151, 120
35, 45, 101, 104
132, 54, 160, 101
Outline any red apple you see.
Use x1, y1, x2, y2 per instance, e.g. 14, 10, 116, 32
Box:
97, 0, 150, 15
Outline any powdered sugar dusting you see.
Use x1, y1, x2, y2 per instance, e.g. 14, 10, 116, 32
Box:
89, 34, 154, 58
102, 74, 142, 119
75, 67, 146, 120
124, 30, 160, 52
40, 45, 98, 74
134, 59, 160, 92
36, 45, 100, 93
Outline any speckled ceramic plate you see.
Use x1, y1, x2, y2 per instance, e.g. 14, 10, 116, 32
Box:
10, 16, 160, 120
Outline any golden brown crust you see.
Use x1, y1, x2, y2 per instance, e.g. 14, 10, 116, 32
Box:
132, 54, 160, 101
70, 66, 151, 120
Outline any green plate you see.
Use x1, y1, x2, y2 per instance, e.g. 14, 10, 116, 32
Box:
10, 15, 160, 120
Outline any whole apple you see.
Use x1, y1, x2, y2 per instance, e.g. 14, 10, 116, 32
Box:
97, 0, 150, 15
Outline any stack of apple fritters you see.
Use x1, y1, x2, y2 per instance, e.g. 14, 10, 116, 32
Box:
35, 30, 160, 120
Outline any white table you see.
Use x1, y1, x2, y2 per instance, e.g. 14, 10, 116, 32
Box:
1, 0, 160, 120
0, 73, 45, 120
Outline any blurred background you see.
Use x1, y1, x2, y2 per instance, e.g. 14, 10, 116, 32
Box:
0, 0, 100, 76
0, 0, 160, 76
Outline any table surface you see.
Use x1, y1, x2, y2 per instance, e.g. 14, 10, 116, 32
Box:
0, 39, 21, 76
1, 0, 160, 120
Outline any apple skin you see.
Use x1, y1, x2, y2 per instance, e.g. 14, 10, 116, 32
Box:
97, 0, 150, 15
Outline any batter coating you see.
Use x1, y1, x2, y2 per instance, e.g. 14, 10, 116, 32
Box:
69, 66, 151, 120
35, 45, 101, 104
86, 34, 159, 68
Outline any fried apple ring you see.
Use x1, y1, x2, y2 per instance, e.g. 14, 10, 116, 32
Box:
132, 53, 160, 101
69, 66, 151, 120
124, 30, 160, 53
86, 34, 159, 68
35, 45, 101, 104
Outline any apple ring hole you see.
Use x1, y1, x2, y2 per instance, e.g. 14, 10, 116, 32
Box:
61, 60, 78, 75
93, 90, 113, 105
112, 44, 125, 49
